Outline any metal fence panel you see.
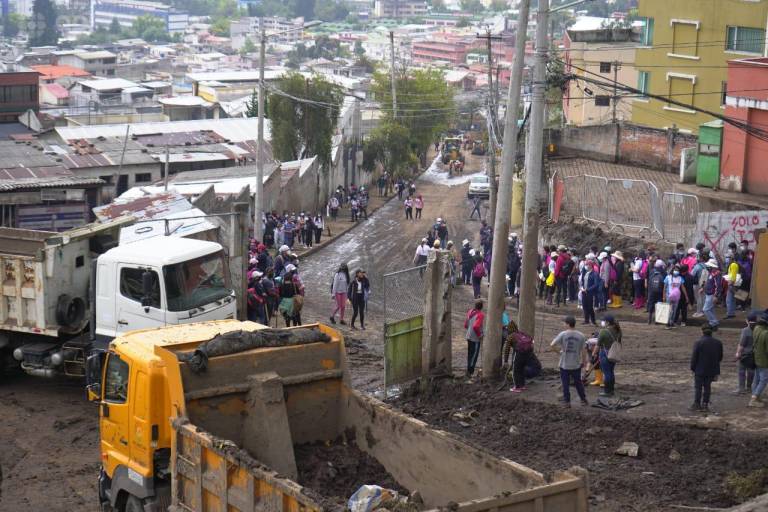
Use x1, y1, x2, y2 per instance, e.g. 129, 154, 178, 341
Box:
559, 175, 585, 220
649, 184, 664, 237
583, 175, 609, 224
606, 178, 654, 233
661, 192, 699, 245
383, 265, 426, 391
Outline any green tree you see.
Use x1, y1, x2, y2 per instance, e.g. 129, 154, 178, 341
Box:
240, 37, 256, 54
210, 16, 230, 36
109, 17, 121, 34
459, 0, 484, 13
429, 0, 446, 11
353, 55, 375, 73
489, 0, 507, 11
267, 72, 342, 167
3, 13, 24, 37
455, 17, 470, 28
363, 121, 415, 176
28, 0, 59, 46
131, 14, 171, 41
245, 89, 259, 117
372, 68, 455, 166
314, 0, 349, 21
353, 39, 365, 57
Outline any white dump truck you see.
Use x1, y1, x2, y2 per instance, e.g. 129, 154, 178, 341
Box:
0, 225, 236, 378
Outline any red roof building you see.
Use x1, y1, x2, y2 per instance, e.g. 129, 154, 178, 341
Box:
30, 65, 91, 84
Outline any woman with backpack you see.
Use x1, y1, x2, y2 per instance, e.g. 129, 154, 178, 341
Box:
330, 263, 350, 325
502, 318, 535, 392
464, 299, 485, 378
471, 253, 486, 299
594, 315, 622, 397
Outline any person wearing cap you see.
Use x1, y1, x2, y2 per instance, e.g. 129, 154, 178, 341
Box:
460, 240, 472, 285
414, 194, 424, 219
689, 323, 723, 412
550, 316, 589, 407
594, 315, 622, 397
735, 313, 758, 395
749, 313, 768, 407
681, 248, 698, 271
702, 259, 723, 328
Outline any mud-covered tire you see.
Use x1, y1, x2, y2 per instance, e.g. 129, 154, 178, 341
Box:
124, 495, 144, 512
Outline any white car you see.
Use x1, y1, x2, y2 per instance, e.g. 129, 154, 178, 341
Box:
467, 175, 490, 199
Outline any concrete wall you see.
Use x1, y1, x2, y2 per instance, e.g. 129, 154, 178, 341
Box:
551, 123, 698, 172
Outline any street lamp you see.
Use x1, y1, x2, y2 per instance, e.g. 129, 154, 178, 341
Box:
254, 19, 323, 241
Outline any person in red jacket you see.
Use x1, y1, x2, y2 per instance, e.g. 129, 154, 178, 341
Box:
464, 299, 485, 379
554, 245, 572, 307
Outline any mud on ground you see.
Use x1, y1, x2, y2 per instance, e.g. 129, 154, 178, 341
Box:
395, 379, 768, 512
295, 438, 408, 511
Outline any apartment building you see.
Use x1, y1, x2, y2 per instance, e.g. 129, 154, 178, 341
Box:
632, 0, 768, 134
92, 0, 189, 34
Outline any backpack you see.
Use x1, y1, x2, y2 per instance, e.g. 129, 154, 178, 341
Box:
639, 259, 648, 280
648, 270, 664, 294
562, 258, 575, 277
472, 261, 486, 278
514, 331, 534, 353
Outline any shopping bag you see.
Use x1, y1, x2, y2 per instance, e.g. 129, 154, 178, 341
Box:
654, 302, 671, 324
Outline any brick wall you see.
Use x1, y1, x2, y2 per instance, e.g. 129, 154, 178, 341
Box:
550, 123, 698, 172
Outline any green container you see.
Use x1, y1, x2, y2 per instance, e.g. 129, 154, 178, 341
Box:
696, 120, 723, 188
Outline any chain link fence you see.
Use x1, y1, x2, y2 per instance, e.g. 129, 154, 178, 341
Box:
382, 265, 427, 325
583, 175, 609, 226
661, 192, 700, 247
605, 178, 659, 236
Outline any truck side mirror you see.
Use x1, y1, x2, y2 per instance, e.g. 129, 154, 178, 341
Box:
86, 351, 104, 402
141, 270, 154, 311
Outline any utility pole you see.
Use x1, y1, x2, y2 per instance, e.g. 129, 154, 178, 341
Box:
612, 59, 620, 124
518, 0, 550, 336
163, 144, 170, 191
389, 31, 397, 119
254, 18, 266, 241
482, 0, 531, 379
478, 29, 501, 226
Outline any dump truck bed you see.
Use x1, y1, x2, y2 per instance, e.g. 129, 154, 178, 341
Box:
154, 323, 589, 512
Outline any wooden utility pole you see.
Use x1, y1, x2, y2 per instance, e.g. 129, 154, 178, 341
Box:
478, 29, 502, 227
612, 60, 620, 124
389, 31, 397, 119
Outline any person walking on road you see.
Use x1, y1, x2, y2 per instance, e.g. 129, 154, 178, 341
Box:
330, 263, 350, 325
464, 299, 485, 379
469, 196, 483, 220
735, 312, 757, 395
437, 219, 448, 249
460, 241, 473, 285
348, 269, 369, 330
550, 316, 589, 407
749, 313, 768, 408
413, 238, 429, 267
471, 252, 486, 299
595, 315, 622, 397
689, 324, 723, 412
404, 196, 414, 220
414, 195, 424, 219
702, 259, 723, 328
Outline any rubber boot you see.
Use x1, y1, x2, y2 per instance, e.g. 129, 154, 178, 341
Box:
590, 368, 604, 387
609, 295, 622, 308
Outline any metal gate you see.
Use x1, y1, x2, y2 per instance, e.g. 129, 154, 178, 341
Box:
383, 265, 426, 391
661, 192, 699, 245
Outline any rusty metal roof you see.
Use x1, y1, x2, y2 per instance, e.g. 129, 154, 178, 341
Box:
92, 192, 191, 221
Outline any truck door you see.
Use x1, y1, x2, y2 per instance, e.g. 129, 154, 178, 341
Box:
116, 266, 165, 334
100, 352, 132, 477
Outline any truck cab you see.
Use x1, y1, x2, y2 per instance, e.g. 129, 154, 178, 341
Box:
95, 237, 236, 340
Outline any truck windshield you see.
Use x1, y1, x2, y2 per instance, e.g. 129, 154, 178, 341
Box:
163, 251, 232, 312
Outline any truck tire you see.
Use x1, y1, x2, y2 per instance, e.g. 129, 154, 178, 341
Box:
56, 294, 85, 328
124, 495, 144, 512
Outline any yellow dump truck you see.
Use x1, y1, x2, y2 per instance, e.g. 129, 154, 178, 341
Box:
88, 321, 589, 512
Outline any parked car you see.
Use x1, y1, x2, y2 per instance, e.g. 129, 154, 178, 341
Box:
468, 175, 490, 199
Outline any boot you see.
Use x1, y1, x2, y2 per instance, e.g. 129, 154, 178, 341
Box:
590, 369, 604, 387
609, 295, 622, 308
600, 380, 614, 397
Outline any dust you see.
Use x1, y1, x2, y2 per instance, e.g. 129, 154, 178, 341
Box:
395, 379, 768, 511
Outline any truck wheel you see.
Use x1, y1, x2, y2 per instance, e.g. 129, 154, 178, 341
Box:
124, 495, 145, 512
56, 294, 86, 328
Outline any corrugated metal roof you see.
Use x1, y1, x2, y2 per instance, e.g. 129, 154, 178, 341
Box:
0, 166, 104, 191
56, 118, 270, 143
93, 191, 190, 221
78, 78, 139, 90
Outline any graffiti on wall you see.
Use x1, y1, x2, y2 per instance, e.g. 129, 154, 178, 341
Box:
695, 210, 768, 258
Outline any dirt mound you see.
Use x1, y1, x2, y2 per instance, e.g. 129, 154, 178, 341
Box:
295, 438, 408, 511
395, 379, 768, 511
542, 219, 674, 258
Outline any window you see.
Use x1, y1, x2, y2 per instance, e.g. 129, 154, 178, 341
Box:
726, 26, 766, 54
75, 255, 84, 268
721, 81, 728, 106
599, 62, 611, 73
637, 71, 650, 97
103, 354, 129, 403
134, 173, 152, 183
641, 17, 654, 46
671, 20, 699, 57
595, 95, 611, 107
120, 267, 161, 309
164, 251, 231, 312
99, 175, 113, 184
667, 74, 696, 111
